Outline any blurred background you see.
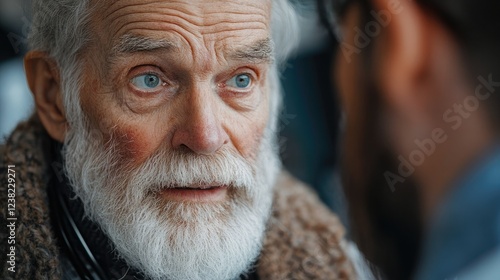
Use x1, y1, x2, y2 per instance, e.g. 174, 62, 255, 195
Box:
0, 0, 348, 227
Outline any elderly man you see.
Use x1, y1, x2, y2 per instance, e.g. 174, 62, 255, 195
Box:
0, 0, 358, 279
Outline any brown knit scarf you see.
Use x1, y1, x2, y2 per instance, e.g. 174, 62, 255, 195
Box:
0, 116, 356, 279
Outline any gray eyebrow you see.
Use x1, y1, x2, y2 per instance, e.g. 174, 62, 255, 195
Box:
111, 33, 178, 56
229, 38, 274, 64
110, 34, 274, 64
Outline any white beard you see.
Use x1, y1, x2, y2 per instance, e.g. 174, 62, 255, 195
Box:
62, 116, 280, 280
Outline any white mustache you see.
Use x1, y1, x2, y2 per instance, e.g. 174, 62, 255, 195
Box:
126, 146, 256, 195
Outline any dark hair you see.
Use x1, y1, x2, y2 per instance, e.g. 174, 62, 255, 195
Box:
320, 0, 500, 279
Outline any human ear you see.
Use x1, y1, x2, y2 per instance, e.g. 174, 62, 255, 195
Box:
24, 51, 67, 142
370, 0, 430, 121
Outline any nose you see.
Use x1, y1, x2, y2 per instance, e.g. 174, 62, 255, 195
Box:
171, 87, 229, 155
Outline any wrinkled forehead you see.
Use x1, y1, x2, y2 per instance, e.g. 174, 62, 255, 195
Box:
89, 0, 272, 61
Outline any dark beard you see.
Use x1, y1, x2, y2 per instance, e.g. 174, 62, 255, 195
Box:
339, 70, 424, 280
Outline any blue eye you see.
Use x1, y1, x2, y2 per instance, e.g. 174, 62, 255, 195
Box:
226, 74, 252, 89
131, 74, 163, 90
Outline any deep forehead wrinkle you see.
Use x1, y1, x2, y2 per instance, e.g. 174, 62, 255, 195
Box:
100, 0, 270, 33
92, 0, 272, 73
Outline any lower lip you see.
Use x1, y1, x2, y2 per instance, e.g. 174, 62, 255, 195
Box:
158, 186, 228, 202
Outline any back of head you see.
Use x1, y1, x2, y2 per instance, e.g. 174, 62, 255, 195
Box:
423, 0, 500, 120
330, 0, 500, 279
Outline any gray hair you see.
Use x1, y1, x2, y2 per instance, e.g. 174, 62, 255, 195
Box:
28, 0, 300, 129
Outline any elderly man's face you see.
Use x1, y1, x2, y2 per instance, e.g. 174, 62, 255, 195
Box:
60, 1, 280, 279
79, 0, 273, 200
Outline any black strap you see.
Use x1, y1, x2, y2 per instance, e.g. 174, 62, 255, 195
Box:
48, 178, 108, 280
47, 139, 110, 279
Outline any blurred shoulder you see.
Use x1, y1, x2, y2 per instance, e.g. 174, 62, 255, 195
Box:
457, 247, 500, 280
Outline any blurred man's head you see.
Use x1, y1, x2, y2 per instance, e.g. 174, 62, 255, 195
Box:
24, 0, 299, 279
321, 0, 500, 278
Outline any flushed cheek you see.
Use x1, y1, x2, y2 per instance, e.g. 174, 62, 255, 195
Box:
78, 110, 156, 166
79, 81, 167, 165
111, 125, 164, 166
